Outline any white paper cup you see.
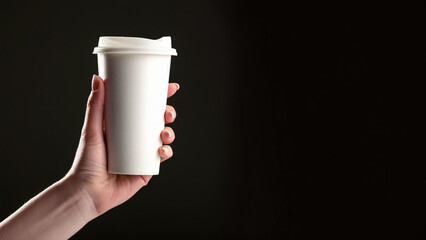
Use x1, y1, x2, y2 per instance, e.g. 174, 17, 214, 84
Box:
93, 36, 177, 175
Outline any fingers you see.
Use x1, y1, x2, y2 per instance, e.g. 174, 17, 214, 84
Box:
160, 83, 178, 162
161, 127, 175, 144
159, 145, 173, 162
81, 75, 105, 145
159, 127, 175, 161
167, 83, 180, 98
164, 105, 177, 123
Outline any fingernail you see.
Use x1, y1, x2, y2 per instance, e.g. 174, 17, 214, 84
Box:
170, 110, 175, 119
174, 83, 180, 90
162, 147, 169, 155
165, 130, 172, 139
92, 74, 100, 91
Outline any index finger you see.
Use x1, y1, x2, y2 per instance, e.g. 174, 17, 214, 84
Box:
167, 83, 180, 98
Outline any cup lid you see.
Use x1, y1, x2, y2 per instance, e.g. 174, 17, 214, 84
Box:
93, 36, 177, 55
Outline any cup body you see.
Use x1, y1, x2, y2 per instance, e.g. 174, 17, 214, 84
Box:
97, 53, 172, 175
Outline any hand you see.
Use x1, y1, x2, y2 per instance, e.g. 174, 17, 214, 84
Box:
0, 75, 179, 240
66, 75, 179, 216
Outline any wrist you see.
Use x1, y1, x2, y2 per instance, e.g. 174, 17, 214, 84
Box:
60, 175, 99, 222
0, 175, 99, 240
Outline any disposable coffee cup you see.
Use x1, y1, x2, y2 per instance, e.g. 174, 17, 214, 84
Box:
93, 36, 177, 175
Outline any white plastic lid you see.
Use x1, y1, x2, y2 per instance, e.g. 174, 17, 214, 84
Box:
93, 36, 177, 55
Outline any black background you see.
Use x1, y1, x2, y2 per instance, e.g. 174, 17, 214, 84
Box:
0, 0, 424, 239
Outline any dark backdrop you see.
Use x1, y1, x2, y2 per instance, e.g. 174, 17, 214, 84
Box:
0, 0, 424, 239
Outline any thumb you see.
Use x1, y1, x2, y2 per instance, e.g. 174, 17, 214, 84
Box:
81, 74, 105, 145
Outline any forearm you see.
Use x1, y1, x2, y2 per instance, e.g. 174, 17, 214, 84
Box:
0, 177, 97, 240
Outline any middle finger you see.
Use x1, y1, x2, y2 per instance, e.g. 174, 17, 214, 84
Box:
164, 105, 177, 124
161, 127, 175, 144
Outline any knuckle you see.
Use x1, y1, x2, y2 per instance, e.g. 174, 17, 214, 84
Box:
81, 128, 95, 141
80, 128, 102, 146
86, 93, 95, 108
86, 92, 100, 109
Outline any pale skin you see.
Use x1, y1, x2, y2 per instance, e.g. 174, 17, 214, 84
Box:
0, 75, 179, 239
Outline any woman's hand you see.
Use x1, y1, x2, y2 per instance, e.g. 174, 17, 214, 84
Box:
0, 75, 179, 240
66, 74, 179, 216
